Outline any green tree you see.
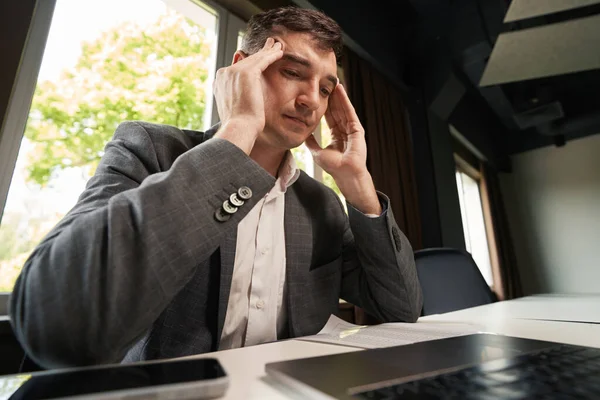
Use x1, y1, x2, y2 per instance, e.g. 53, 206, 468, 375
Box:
25, 11, 212, 185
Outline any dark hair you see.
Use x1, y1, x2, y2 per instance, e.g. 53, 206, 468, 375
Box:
242, 6, 343, 60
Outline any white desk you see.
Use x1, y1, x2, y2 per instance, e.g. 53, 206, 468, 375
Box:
185, 340, 361, 399
422, 308, 600, 349
187, 294, 600, 399
425, 293, 600, 324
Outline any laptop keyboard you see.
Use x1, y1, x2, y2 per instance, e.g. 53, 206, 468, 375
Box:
354, 344, 600, 399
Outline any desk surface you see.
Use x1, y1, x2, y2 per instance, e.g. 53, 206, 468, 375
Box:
4, 295, 597, 399
185, 340, 361, 399
186, 294, 600, 399
429, 293, 600, 324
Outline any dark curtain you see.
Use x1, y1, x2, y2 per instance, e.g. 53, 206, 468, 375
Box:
341, 48, 422, 324
482, 164, 523, 300
341, 48, 422, 249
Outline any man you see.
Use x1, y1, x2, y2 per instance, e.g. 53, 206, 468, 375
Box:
9, 6, 422, 368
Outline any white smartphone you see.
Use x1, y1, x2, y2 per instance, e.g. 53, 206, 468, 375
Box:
0, 357, 229, 399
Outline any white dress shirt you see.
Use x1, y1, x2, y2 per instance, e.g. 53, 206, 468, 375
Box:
219, 151, 300, 350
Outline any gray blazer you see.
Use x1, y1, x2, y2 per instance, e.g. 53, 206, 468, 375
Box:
9, 121, 423, 368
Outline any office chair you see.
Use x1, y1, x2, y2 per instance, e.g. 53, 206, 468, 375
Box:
0, 318, 43, 375
414, 248, 497, 316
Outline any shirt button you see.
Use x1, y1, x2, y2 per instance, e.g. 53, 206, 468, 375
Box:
261, 247, 270, 255
256, 300, 265, 309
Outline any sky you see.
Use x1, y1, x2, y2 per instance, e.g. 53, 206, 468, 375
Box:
39, 0, 170, 82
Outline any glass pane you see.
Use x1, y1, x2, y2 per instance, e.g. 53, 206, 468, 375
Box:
238, 31, 245, 50
455, 170, 494, 286
290, 119, 343, 193
456, 172, 471, 251
0, 0, 218, 293
290, 147, 308, 173
319, 118, 343, 200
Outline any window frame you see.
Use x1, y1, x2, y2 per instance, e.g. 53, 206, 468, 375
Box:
454, 153, 500, 292
0, 0, 57, 225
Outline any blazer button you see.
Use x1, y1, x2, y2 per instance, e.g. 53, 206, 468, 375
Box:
238, 186, 252, 200
222, 200, 238, 214
229, 192, 245, 207
215, 207, 231, 222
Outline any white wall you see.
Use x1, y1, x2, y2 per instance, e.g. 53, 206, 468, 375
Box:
500, 134, 600, 295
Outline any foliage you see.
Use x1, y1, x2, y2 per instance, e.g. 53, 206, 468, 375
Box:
24, 11, 212, 185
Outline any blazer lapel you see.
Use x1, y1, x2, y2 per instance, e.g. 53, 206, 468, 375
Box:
216, 229, 237, 346
284, 184, 313, 337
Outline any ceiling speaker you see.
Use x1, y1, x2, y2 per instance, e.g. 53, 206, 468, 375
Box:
513, 101, 564, 130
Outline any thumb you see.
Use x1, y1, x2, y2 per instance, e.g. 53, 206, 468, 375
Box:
304, 134, 322, 159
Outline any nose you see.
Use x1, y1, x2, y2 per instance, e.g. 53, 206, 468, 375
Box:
296, 81, 320, 112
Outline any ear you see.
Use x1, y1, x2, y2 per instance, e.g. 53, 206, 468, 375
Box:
232, 50, 248, 65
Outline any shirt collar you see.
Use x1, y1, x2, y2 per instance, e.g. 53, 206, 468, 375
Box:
276, 151, 300, 192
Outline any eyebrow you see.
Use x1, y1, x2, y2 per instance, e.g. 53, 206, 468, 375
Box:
282, 53, 338, 88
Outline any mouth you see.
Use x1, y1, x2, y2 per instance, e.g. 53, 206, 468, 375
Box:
283, 115, 309, 127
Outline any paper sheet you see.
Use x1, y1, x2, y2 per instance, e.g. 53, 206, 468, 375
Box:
299, 315, 482, 349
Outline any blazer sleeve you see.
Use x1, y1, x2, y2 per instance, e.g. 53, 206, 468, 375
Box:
339, 192, 423, 323
9, 121, 275, 368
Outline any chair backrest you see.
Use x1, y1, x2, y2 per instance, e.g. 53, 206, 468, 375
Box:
0, 317, 44, 375
414, 248, 496, 316
0, 317, 27, 375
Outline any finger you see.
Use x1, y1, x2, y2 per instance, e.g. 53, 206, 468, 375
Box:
328, 86, 347, 134
336, 84, 362, 128
262, 37, 275, 49
324, 106, 338, 131
254, 41, 284, 72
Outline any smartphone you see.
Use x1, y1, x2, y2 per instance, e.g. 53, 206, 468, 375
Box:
0, 358, 229, 400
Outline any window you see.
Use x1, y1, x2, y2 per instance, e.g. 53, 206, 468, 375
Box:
291, 118, 343, 200
237, 31, 245, 50
0, 0, 243, 293
455, 160, 494, 286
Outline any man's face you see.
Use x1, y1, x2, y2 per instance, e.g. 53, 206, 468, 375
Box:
259, 32, 338, 150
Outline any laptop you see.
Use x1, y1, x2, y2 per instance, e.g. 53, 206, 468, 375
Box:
266, 333, 600, 399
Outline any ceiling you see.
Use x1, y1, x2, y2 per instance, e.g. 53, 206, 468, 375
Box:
453, 0, 600, 154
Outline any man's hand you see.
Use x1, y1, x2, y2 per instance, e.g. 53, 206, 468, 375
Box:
213, 38, 283, 154
305, 84, 382, 215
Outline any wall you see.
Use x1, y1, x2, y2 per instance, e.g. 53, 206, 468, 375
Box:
500, 134, 600, 294
428, 111, 466, 250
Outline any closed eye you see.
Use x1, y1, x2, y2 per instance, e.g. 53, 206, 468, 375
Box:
283, 69, 301, 78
